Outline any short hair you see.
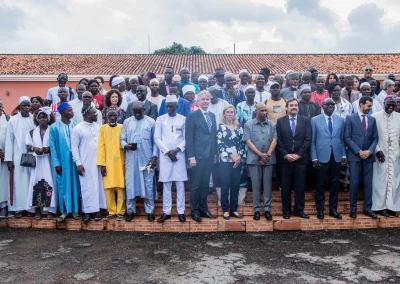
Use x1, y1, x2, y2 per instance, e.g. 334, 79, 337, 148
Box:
367, 77, 377, 84
94, 76, 104, 84
87, 79, 99, 88
359, 96, 373, 106
260, 67, 271, 75
79, 78, 89, 84
221, 105, 238, 126
197, 90, 212, 99
33, 109, 56, 126
104, 89, 123, 107
286, 98, 298, 107
57, 73, 68, 80
165, 66, 174, 73
382, 79, 395, 90
30, 96, 44, 106
144, 72, 157, 79
344, 75, 354, 81
327, 82, 341, 95
108, 75, 119, 88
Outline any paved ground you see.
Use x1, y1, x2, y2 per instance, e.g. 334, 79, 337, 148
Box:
0, 228, 400, 283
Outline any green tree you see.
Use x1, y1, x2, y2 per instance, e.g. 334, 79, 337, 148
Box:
153, 42, 207, 54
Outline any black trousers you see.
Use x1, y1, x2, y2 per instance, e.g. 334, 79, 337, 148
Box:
315, 154, 341, 213
190, 158, 213, 214
280, 162, 307, 215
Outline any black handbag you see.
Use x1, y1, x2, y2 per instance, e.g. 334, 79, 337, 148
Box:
20, 153, 36, 167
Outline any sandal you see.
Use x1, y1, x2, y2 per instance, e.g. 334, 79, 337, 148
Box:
15, 212, 23, 219
116, 214, 124, 221
72, 213, 81, 220
47, 213, 54, 219
57, 213, 68, 222
106, 215, 114, 220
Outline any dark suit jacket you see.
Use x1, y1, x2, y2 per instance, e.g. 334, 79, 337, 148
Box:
185, 109, 217, 160
298, 101, 321, 118
276, 115, 312, 164
126, 100, 158, 121
158, 97, 191, 117
159, 82, 168, 97
344, 113, 379, 162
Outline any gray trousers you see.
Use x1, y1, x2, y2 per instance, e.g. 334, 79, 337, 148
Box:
248, 165, 273, 212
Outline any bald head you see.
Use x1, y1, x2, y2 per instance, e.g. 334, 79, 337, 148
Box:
255, 103, 268, 121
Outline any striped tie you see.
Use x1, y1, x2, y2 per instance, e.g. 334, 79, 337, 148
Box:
205, 112, 212, 132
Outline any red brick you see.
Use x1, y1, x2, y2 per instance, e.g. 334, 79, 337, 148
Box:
217, 220, 245, 232
82, 220, 105, 231
353, 216, 378, 229
301, 216, 328, 231
245, 217, 273, 232
134, 217, 163, 232
273, 218, 301, 231
57, 219, 82, 231
162, 218, 190, 232
326, 216, 354, 230
31, 219, 56, 229
0, 219, 8, 228
189, 219, 218, 232
378, 217, 400, 228
8, 217, 32, 228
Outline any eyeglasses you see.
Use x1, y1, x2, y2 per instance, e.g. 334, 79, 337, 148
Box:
324, 103, 335, 106
364, 69, 373, 72
82, 96, 92, 99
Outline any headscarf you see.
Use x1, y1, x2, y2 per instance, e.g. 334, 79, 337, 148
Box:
299, 84, 311, 94
36, 107, 52, 122
111, 76, 125, 87
57, 102, 70, 113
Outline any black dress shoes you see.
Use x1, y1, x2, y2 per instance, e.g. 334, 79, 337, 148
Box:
379, 210, 390, 217
157, 214, 171, 223
349, 212, 357, 219
147, 213, 155, 222
230, 212, 243, 219
253, 211, 260, 221
200, 211, 217, 219
223, 215, 230, 220
191, 213, 202, 222
126, 212, 134, 222
264, 211, 273, 221
178, 214, 186, 222
329, 212, 342, 220
364, 211, 377, 219
283, 213, 291, 219
317, 212, 324, 220
83, 214, 91, 224
294, 212, 310, 219
387, 210, 399, 217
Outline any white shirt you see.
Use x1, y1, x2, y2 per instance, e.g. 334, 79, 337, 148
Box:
288, 115, 297, 128
47, 86, 74, 103
255, 89, 271, 103
358, 111, 368, 129
352, 98, 383, 114
208, 99, 229, 125
323, 113, 334, 126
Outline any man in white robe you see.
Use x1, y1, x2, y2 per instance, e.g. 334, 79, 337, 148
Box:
155, 95, 187, 223
70, 90, 102, 125
372, 96, 400, 217
121, 101, 158, 222
4, 96, 35, 217
0, 99, 10, 218
71, 105, 106, 223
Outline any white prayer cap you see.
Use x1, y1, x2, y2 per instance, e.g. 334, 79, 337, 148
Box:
129, 76, 139, 82
150, 78, 159, 85
198, 75, 208, 82
244, 85, 256, 92
224, 73, 235, 80
166, 95, 178, 103
111, 76, 125, 87
239, 69, 250, 77
299, 84, 311, 94
182, 85, 196, 95
19, 96, 30, 104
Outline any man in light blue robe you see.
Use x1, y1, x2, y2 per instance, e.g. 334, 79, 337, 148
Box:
49, 103, 81, 222
121, 101, 158, 222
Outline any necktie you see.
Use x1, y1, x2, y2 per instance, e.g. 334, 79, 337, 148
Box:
205, 112, 212, 132
328, 117, 333, 136
290, 117, 296, 137
361, 115, 366, 133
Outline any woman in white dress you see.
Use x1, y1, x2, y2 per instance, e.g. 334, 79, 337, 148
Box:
26, 107, 58, 219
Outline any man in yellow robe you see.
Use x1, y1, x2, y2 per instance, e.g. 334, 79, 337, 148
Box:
96, 108, 125, 220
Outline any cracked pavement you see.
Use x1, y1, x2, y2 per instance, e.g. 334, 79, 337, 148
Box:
0, 228, 400, 283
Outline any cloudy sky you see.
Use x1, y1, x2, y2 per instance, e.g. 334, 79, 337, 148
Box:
1, 0, 399, 54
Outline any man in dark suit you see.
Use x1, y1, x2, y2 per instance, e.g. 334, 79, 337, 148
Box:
158, 83, 190, 117
125, 85, 158, 120
276, 98, 312, 219
185, 91, 218, 222
311, 98, 347, 220
344, 96, 379, 219
159, 66, 174, 97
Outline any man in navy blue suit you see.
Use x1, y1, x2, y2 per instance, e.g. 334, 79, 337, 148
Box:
311, 98, 347, 220
344, 96, 379, 219
158, 83, 190, 117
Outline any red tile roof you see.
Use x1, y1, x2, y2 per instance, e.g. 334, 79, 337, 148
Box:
0, 54, 399, 75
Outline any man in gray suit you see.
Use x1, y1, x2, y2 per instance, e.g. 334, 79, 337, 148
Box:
311, 98, 347, 220
126, 85, 158, 120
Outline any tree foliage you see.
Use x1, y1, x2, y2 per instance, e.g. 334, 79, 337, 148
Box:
153, 42, 207, 54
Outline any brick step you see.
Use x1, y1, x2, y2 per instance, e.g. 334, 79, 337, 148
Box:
152, 191, 362, 204
134, 200, 367, 217
3, 215, 400, 232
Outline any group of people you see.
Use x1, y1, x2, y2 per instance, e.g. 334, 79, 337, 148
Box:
0, 63, 399, 224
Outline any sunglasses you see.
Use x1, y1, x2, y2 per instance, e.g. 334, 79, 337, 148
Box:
364, 69, 373, 72
324, 103, 335, 106
83, 96, 93, 99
